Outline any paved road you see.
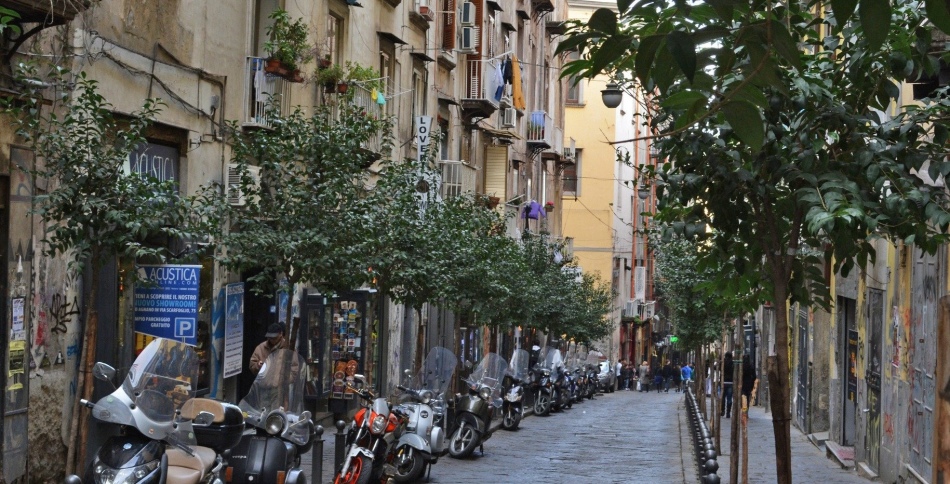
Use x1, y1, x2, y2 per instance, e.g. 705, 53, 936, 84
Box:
304, 389, 698, 483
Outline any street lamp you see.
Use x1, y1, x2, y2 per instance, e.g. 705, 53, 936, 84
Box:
601, 82, 622, 108
637, 183, 651, 200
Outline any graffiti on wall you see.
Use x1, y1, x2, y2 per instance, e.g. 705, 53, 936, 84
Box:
28, 238, 77, 377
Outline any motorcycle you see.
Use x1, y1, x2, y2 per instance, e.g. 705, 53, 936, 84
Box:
65, 337, 235, 484
530, 348, 559, 417
447, 352, 507, 458
391, 347, 457, 483
228, 349, 315, 484
500, 349, 528, 430
334, 375, 405, 484
542, 348, 567, 413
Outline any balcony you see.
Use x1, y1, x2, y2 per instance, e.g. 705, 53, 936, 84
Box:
526, 111, 553, 149
244, 57, 287, 129
460, 57, 499, 122
439, 160, 477, 199
325, 81, 392, 159
1, 0, 90, 23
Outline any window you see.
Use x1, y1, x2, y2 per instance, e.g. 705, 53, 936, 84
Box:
566, 51, 582, 104
326, 13, 343, 66
439, 119, 450, 160
379, 42, 396, 114
441, 0, 455, 50
563, 149, 581, 195
411, 66, 427, 120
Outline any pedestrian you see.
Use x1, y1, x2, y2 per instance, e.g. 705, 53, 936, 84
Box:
741, 355, 758, 407
638, 360, 650, 392
673, 363, 683, 392
721, 352, 734, 418
654, 370, 664, 393
621, 361, 633, 390
681, 362, 693, 392
615, 360, 623, 391
249, 323, 287, 374
662, 361, 674, 392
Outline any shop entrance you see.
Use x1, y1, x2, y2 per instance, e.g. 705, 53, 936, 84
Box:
838, 296, 857, 446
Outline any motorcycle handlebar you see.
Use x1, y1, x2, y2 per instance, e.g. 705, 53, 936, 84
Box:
80, 399, 94, 409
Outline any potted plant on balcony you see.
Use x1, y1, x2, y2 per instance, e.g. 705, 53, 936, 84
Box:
346, 62, 382, 91
544, 201, 555, 212
263, 9, 309, 83
316, 63, 347, 93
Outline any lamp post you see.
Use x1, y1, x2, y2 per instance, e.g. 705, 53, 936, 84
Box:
601, 82, 622, 109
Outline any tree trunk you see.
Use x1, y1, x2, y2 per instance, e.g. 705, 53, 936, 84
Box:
66, 253, 100, 475
767, 287, 793, 484
741, 394, 749, 484
285, 274, 299, 351
415, 305, 426, 371
715, 332, 725, 452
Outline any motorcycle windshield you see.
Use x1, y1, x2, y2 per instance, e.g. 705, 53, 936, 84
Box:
464, 353, 508, 401
585, 352, 601, 369
542, 348, 563, 371
93, 338, 198, 447
409, 347, 457, 394
508, 349, 529, 381
239, 349, 305, 422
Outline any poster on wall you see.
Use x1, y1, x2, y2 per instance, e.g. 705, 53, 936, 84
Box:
223, 283, 244, 378
133, 264, 201, 346
10, 298, 25, 342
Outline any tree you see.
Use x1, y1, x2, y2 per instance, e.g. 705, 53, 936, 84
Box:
561, 1, 950, 482
220, 97, 392, 350
1, 73, 215, 474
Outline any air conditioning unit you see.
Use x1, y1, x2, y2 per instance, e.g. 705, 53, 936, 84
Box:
502, 107, 516, 128
416, 0, 434, 21
623, 300, 638, 317
460, 27, 478, 52
227, 163, 261, 206
460, 1, 476, 26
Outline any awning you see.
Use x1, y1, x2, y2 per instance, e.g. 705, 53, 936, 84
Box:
481, 126, 524, 140
487, 0, 503, 11
377, 31, 407, 45
437, 93, 460, 106
410, 51, 436, 62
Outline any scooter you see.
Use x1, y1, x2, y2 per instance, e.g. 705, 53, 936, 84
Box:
64, 337, 236, 484
227, 349, 315, 484
500, 349, 528, 430
391, 347, 456, 483
447, 353, 507, 458
334, 375, 405, 484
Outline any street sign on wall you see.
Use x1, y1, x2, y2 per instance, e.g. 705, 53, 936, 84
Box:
223, 282, 244, 378
133, 264, 201, 346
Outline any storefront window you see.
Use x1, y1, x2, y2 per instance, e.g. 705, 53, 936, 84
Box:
304, 291, 377, 400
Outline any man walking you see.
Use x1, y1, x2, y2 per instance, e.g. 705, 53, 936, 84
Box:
662, 361, 674, 392
250, 323, 287, 374
681, 362, 693, 392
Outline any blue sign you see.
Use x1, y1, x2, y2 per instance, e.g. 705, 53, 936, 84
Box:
133, 264, 202, 346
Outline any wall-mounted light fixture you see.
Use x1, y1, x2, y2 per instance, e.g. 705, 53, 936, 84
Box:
601, 82, 623, 108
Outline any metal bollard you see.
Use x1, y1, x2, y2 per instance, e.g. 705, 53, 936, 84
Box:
334, 420, 347, 473
310, 425, 324, 484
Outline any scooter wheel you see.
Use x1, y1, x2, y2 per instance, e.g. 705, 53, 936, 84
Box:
448, 423, 480, 458
334, 455, 373, 484
392, 446, 425, 483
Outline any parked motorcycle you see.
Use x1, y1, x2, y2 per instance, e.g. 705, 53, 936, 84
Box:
391, 347, 457, 483
228, 349, 315, 484
530, 348, 559, 416
65, 337, 234, 484
500, 349, 528, 430
334, 375, 404, 484
447, 352, 507, 458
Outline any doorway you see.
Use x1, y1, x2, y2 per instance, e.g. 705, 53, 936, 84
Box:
796, 304, 809, 431
838, 296, 857, 446
865, 288, 884, 471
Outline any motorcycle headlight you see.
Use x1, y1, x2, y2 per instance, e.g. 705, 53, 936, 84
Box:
93, 458, 158, 484
420, 391, 433, 404
264, 412, 286, 435
478, 386, 492, 400
371, 414, 387, 434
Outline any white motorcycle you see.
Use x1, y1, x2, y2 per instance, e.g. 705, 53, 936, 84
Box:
391, 347, 457, 483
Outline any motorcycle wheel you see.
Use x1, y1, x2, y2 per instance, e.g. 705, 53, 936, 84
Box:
501, 409, 520, 430
334, 455, 373, 484
448, 423, 480, 458
392, 446, 425, 483
534, 394, 550, 416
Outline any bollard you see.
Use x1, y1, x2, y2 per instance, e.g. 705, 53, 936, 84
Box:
310, 425, 324, 484
334, 420, 347, 473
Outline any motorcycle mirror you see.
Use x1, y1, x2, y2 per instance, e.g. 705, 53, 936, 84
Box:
92, 362, 117, 384
193, 411, 216, 426
300, 410, 312, 421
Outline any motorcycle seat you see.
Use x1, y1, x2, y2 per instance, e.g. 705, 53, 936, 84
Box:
166, 446, 216, 484
181, 398, 227, 423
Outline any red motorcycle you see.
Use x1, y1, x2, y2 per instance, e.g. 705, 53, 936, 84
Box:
334, 376, 406, 484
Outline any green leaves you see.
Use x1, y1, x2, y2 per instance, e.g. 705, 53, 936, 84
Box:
859, 0, 891, 51
722, 100, 765, 151
831, 0, 859, 27
588, 8, 618, 34
926, 0, 950, 34
667, 30, 697, 82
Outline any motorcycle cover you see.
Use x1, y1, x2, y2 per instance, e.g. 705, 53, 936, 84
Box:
508, 349, 529, 382
91, 338, 198, 449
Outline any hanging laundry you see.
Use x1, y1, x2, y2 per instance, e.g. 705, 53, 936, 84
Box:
522, 200, 544, 220
493, 61, 505, 102
371, 88, 378, 101
503, 56, 513, 85
511, 55, 526, 110
376, 91, 386, 105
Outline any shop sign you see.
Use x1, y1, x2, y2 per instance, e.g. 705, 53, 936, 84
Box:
127, 142, 179, 183
133, 264, 201, 346
223, 283, 244, 378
